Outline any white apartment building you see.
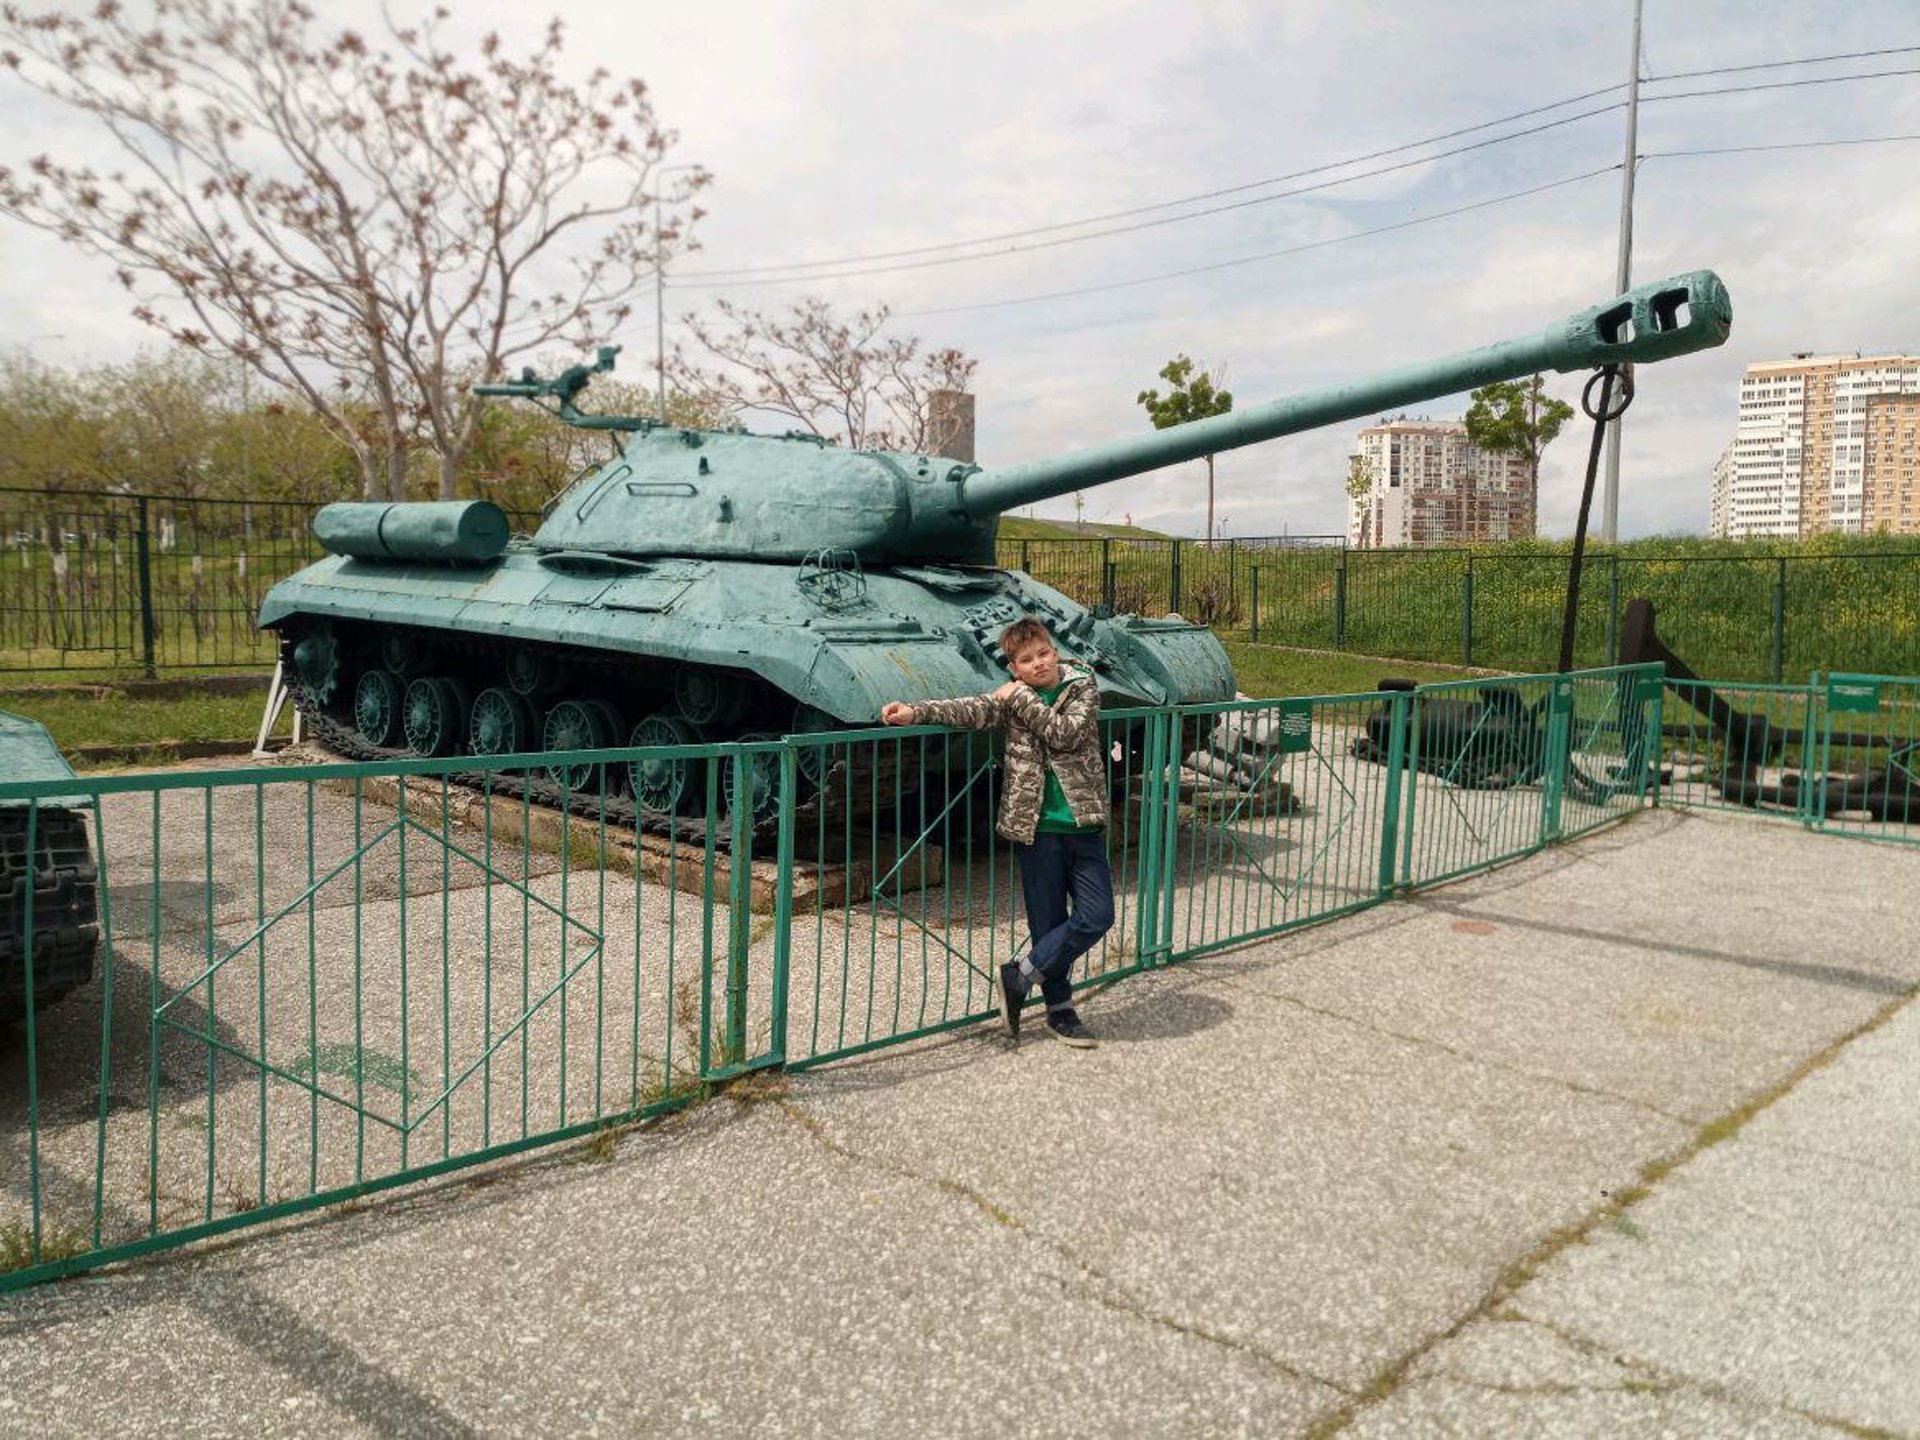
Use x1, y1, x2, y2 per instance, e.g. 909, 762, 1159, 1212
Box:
1715, 354, 1920, 539
1347, 418, 1533, 549
1708, 440, 1734, 538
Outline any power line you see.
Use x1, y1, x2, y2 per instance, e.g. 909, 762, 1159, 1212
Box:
1644, 132, 1920, 160
682, 57, 1920, 294
900, 128, 1920, 321
1648, 44, 1920, 83
678, 104, 1626, 291
1645, 66, 1920, 104
898, 165, 1618, 319
683, 81, 1627, 281
682, 46, 1920, 287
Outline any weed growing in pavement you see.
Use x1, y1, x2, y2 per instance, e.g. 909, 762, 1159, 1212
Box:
0, 1218, 90, 1272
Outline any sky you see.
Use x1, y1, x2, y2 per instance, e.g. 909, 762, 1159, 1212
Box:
4, 0, 1919, 540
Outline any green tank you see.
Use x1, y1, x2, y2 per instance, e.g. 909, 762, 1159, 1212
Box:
0, 711, 99, 1022
259, 271, 1730, 826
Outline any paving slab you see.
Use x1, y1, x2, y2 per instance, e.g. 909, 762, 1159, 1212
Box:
0, 805, 1914, 1437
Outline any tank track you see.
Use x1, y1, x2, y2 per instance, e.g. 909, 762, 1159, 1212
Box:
0, 805, 100, 1022
283, 632, 912, 855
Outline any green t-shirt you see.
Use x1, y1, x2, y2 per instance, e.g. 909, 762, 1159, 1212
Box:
1032, 679, 1099, 834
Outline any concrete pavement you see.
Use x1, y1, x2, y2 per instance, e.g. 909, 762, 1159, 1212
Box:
1, 806, 1915, 1437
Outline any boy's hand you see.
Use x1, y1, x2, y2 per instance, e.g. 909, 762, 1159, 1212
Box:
880, 702, 917, 726
992, 681, 1023, 702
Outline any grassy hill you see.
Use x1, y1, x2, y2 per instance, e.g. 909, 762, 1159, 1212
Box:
996, 516, 1176, 541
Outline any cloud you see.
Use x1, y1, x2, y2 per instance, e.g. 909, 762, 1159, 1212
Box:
3, 0, 1917, 545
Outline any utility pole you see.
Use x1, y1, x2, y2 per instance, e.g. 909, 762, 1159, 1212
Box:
651, 164, 698, 424
654, 187, 667, 423
1601, 0, 1643, 543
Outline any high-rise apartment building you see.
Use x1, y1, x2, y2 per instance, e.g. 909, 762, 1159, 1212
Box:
1715, 354, 1920, 539
1346, 418, 1533, 548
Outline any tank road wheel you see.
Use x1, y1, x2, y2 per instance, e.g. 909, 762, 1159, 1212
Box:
674, 669, 747, 729
627, 715, 705, 816
353, 669, 406, 749
289, 623, 342, 706
381, 633, 429, 678
468, 687, 537, 758
543, 698, 623, 793
728, 731, 784, 827
788, 702, 846, 789
505, 649, 556, 697
403, 677, 469, 757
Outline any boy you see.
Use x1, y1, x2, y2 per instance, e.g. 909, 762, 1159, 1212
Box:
880, 617, 1112, 1047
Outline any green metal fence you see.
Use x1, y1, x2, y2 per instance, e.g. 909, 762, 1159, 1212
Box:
1659, 672, 1920, 846
0, 489, 536, 675
11, 489, 1919, 685
5, 661, 1912, 1289
1244, 548, 1920, 681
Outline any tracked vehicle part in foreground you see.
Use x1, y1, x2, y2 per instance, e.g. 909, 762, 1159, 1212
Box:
0, 712, 100, 1021
1620, 598, 1919, 822
1350, 679, 1548, 790
259, 272, 1732, 835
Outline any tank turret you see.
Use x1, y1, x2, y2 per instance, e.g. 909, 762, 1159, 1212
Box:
260, 272, 1730, 827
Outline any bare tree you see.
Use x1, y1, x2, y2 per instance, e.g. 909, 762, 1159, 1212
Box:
0, 0, 707, 500
669, 296, 976, 452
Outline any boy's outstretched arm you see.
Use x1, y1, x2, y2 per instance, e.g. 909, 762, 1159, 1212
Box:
881, 691, 1004, 730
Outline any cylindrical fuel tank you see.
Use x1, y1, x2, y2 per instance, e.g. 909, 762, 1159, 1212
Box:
315, 500, 510, 563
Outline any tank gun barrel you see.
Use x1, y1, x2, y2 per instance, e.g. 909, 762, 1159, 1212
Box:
959, 270, 1730, 519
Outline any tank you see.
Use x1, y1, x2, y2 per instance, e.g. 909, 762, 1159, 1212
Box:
259, 271, 1731, 827
0, 711, 100, 1022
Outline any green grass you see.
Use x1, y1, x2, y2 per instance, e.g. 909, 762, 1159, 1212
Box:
4, 684, 282, 761
1221, 641, 1495, 699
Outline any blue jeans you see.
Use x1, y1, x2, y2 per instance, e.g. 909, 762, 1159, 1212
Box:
1014, 830, 1115, 1012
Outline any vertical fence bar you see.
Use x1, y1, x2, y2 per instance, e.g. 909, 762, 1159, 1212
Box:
1169, 540, 1183, 615
21, 803, 41, 1262
1606, 556, 1621, 666
1460, 557, 1475, 667
1377, 693, 1410, 893
767, 746, 797, 1067
1333, 561, 1348, 650
725, 749, 751, 1072
1539, 676, 1574, 845
1771, 558, 1788, 684
1249, 567, 1261, 642
133, 494, 158, 677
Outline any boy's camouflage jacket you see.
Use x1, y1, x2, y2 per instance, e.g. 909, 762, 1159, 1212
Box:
911, 661, 1108, 845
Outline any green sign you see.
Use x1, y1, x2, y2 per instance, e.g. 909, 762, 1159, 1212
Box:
1276, 699, 1313, 754
1827, 674, 1884, 713
1634, 674, 1665, 707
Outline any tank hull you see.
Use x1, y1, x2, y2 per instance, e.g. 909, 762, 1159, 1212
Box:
261, 545, 1234, 726
0, 712, 100, 1023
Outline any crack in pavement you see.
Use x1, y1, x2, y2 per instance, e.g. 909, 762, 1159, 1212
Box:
766, 1095, 1354, 1403
1304, 982, 1920, 1438
1458, 1308, 1901, 1439
1200, 972, 1702, 1129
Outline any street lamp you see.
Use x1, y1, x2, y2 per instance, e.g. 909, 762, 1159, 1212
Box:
652, 164, 699, 422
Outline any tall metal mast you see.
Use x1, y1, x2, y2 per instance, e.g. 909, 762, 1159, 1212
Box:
1601, 0, 1645, 542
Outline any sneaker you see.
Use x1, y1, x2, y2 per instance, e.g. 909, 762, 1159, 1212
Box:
1045, 1009, 1098, 1048
994, 963, 1026, 1041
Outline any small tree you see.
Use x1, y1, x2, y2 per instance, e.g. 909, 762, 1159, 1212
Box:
1463, 376, 1575, 537
0, 1, 707, 501
1345, 454, 1377, 549
668, 296, 976, 451
1137, 355, 1233, 543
